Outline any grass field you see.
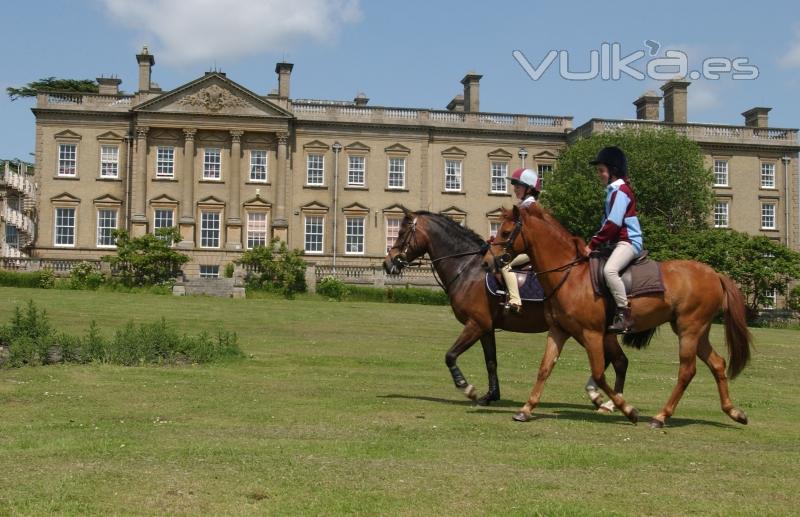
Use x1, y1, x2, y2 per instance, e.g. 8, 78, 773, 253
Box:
0, 287, 798, 515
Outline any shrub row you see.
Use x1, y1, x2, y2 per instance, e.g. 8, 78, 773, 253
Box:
317, 277, 448, 305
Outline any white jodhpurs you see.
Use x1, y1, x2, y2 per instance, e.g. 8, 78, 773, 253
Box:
603, 241, 637, 308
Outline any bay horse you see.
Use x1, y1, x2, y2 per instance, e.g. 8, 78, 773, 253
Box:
383, 207, 628, 407
483, 204, 752, 428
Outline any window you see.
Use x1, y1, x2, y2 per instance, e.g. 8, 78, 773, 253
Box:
307, 154, 324, 185
346, 217, 365, 254
247, 212, 268, 249
713, 201, 729, 228
713, 159, 728, 186
54, 207, 76, 246
490, 162, 507, 193
96, 209, 118, 247
100, 145, 119, 178
762, 289, 777, 309
5, 225, 19, 249
489, 221, 501, 238
761, 163, 775, 189
200, 211, 221, 248
156, 147, 174, 178
304, 215, 324, 253
58, 144, 77, 176
388, 157, 406, 189
348, 155, 366, 186
199, 265, 220, 279
385, 217, 402, 253
154, 208, 174, 231
761, 203, 776, 229
203, 148, 221, 180
445, 159, 462, 191
538, 163, 553, 190
250, 150, 268, 182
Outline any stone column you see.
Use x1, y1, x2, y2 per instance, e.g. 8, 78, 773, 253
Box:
131, 126, 149, 237
226, 130, 243, 250
272, 131, 289, 242
178, 128, 197, 248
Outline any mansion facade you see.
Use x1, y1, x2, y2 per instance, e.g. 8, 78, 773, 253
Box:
28, 48, 800, 277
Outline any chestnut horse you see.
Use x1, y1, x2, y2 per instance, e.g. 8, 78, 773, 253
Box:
484, 204, 752, 428
383, 208, 628, 406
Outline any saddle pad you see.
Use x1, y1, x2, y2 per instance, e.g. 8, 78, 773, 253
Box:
485, 269, 545, 302
589, 252, 665, 299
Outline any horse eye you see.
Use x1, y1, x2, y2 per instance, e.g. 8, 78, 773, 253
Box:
500, 231, 510, 238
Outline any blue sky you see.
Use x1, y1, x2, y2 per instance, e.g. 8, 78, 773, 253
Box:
2, 0, 799, 160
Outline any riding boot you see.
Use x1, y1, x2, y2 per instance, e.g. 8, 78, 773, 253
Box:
608, 305, 633, 334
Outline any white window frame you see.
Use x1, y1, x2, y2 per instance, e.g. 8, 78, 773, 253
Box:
58, 143, 78, 177
762, 288, 778, 309
203, 148, 222, 180
54, 207, 76, 247
199, 265, 220, 279
388, 157, 406, 189
246, 211, 269, 249
761, 202, 776, 230
153, 208, 175, 235
538, 163, 553, 191
99, 145, 119, 178
489, 220, 502, 239
200, 210, 221, 248
304, 215, 324, 254
347, 155, 366, 186
96, 208, 118, 248
444, 159, 462, 192
713, 200, 729, 228
490, 161, 507, 193
713, 159, 728, 187
156, 146, 175, 178
345, 216, 365, 255
760, 162, 775, 189
306, 154, 325, 186
385, 216, 402, 253
249, 150, 268, 183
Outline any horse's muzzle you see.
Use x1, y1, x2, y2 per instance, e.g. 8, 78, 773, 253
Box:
383, 254, 406, 275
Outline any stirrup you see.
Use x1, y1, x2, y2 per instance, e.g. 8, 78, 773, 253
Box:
503, 301, 521, 314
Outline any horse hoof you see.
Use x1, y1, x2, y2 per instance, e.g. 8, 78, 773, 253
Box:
729, 408, 748, 425
512, 411, 531, 422
476, 391, 500, 406
463, 384, 478, 400
649, 418, 665, 429
626, 407, 639, 425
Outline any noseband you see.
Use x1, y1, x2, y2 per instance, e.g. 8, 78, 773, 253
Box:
390, 217, 419, 268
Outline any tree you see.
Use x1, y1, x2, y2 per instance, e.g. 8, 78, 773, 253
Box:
6, 77, 99, 100
540, 128, 714, 242
102, 228, 189, 287
237, 238, 307, 297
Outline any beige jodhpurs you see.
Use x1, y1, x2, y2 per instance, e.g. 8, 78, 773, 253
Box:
604, 241, 637, 308
502, 254, 530, 305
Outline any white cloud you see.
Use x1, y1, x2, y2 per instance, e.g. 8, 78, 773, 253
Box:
99, 0, 362, 65
779, 27, 800, 68
686, 80, 721, 114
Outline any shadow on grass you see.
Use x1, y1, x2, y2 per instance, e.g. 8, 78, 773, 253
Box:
380, 393, 742, 429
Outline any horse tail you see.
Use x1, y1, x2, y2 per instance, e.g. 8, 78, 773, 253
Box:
622, 327, 658, 349
719, 274, 752, 379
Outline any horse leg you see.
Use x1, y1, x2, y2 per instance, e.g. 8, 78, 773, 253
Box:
444, 321, 483, 401
513, 327, 568, 422
594, 334, 630, 414
583, 330, 639, 424
650, 329, 699, 429
476, 332, 501, 406
697, 332, 748, 425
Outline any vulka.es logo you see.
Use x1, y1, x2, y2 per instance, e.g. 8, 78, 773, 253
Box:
513, 41, 759, 81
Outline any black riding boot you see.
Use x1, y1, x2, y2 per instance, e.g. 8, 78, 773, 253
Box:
608, 305, 633, 334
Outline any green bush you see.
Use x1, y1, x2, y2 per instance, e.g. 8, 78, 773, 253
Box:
102, 227, 189, 287
224, 262, 235, 278
238, 239, 307, 298
39, 268, 56, 289
0, 269, 54, 289
69, 261, 105, 290
388, 286, 448, 305
787, 285, 800, 313
317, 276, 350, 300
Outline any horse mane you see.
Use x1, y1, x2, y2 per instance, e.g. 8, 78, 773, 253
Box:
415, 211, 486, 248
502, 204, 588, 257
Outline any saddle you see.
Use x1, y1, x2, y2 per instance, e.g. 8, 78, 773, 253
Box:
589, 248, 664, 299
485, 264, 545, 302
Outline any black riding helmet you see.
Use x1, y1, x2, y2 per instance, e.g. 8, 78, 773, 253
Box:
590, 146, 628, 178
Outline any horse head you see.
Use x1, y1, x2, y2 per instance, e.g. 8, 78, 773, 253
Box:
383, 206, 427, 275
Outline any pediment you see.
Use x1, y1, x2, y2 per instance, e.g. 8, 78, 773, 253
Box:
342, 202, 370, 214
197, 195, 226, 206
303, 140, 330, 150
243, 195, 271, 207
93, 194, 123, 205
441, 146, 467, 157
301, 201, 329, 211
384, 143, 411, 154
486, 208, 505, 217
54, 129, 82, 140
149, 194, 179, 204
345, 141, 371, 152
440, 205, 467, 215
50, 192, 81, 203
487, 148, 513, 159
383, 203, 410, 213
534, 150, 557, 160
133, 73, 293, 118
96, 131, 125, 141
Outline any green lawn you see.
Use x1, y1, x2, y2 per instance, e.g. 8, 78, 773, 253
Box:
0, 287, 798, 516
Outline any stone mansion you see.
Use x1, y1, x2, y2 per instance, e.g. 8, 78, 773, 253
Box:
26, 47, 800, 277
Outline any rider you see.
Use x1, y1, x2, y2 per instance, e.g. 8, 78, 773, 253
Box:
584, 146, 643, 333
502, 167, 541, 313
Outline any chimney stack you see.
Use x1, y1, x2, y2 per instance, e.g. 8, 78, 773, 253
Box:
97, 76, 122, 95
446, 94, 464, 112
660, 79, 690, 123
633, 90, 661, 120
136, 46, 155, 93
461, 72, 482, 112
742, 107, 771, 128
275, 62, 294, 98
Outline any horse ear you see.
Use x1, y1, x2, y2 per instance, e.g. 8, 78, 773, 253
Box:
401, 205, 414, 220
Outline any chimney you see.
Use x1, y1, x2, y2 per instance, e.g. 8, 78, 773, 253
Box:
354, 92, 369, 106
660, 79, 690, 123
275, 62, 294, 98
742, 107, 771, 128
461, 72, 482, 112
446, 94, 464, 112
97, 76, 122, 95
136, 46, 155, 92
633, 90, 661, 120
